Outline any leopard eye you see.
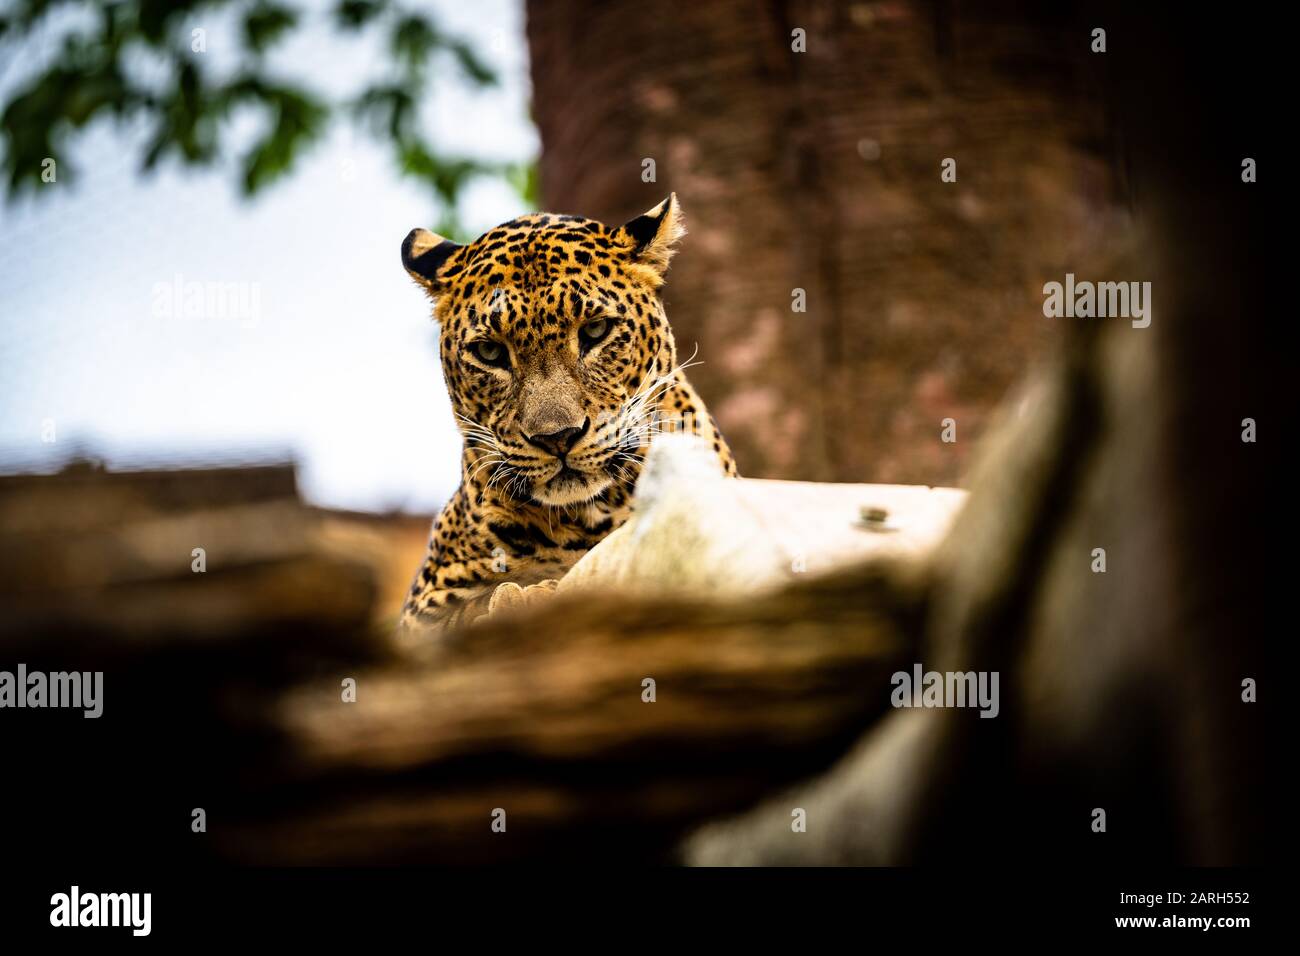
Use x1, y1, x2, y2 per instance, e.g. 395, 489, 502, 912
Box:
579, 317, 611, 348
472, 339, 508, 368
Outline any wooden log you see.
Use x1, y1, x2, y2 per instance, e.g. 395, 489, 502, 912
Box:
215, 440, 961, 863
220, 560, 919, 863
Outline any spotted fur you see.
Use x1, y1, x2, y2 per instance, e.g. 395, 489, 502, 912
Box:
399, 194, 736, 629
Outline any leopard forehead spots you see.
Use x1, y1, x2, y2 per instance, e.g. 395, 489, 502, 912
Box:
438, 215, 645, 339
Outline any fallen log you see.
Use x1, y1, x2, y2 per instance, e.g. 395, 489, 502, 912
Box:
197, 432, 964, 863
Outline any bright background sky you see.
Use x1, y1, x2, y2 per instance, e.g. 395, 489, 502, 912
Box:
0, 0, 535, 513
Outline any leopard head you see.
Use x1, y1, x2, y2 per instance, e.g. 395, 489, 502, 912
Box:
402, 195, 687, 506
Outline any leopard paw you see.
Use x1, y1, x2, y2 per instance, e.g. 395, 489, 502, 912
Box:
488, 579, 560, 616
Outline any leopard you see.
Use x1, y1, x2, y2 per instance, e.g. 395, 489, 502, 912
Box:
398, 194, 737, 630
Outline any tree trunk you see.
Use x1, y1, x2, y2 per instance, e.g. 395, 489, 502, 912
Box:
526, 0, 1116, 484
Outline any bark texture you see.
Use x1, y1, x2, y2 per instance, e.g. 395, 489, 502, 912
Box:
526, 0, 1118, 483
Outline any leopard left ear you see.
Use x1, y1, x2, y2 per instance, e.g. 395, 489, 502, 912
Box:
620, 193, 685, 278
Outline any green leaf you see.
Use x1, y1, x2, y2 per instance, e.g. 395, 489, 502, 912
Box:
390, 14, 437, 75
351, 83, 414, 141
334, 0, 387, 30
448, 39, 496, 86
243, 3, 299, 55
238, 84, 328, 195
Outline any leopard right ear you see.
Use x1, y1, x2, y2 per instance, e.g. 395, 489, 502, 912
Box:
402, 228, 464, 293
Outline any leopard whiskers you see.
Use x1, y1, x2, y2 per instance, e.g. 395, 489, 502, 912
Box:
587, 349, 703, 460
456, 412, 503, 449
458, 412, 521, 489
468, 453, 506, 482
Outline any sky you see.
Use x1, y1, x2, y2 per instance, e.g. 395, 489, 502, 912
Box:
0, 0, 536, 513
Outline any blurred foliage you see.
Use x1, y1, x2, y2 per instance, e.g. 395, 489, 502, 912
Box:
0, 0, 537, 235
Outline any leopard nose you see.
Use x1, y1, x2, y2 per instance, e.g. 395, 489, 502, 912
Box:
524, 418, 589, 458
